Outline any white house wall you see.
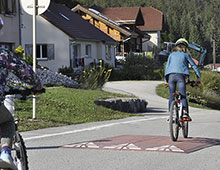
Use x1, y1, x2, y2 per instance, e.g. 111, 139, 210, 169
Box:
0, 1, 20, 50
21, 12, 70, 72
142, 31, 160, 52
21, 10, 116, 72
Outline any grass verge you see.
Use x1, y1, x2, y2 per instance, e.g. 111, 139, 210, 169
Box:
15, 87, 137, 131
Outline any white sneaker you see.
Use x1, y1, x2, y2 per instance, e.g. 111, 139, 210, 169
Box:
0, 151, 18, 170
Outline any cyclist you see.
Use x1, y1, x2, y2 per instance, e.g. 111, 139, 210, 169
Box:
164, 38, 201, 121
0, 17, 42, 170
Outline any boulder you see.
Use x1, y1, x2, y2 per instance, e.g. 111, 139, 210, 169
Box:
95, 98, 148, 113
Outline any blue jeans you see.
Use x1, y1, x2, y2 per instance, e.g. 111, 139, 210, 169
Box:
168, 73, 188, 112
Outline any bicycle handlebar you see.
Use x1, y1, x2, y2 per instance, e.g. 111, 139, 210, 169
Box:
4, 88, 46, 100
164, 80, 200, 87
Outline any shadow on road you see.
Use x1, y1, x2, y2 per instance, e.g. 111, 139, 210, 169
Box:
27, 146, 61, 150
146, 107, 168, 113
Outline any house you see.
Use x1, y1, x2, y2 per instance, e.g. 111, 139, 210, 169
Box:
20, 2, 117, 72
0, 0, 20, 50
139, 7, 163, 53
72, 5, 150, 56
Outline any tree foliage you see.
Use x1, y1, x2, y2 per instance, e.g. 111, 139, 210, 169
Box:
53, 0, 220, 63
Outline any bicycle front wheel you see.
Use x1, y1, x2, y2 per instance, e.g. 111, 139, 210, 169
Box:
12, 132, 29, 170
169, 101, 179, 141
182, 121, 189, 138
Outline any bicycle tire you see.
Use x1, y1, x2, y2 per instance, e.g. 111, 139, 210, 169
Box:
12, 132, 29, 170
182, 121, 189, 138
169, 101, 179, 141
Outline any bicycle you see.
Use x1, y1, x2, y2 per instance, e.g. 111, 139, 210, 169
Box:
1, 87, 45, 170
169, 81, 199, 141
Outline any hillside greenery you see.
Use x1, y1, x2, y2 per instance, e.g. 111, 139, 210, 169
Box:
52, 0, 220, 64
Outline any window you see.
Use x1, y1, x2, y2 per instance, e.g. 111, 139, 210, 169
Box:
25, 44, 55, 60
0, 0, 16, 15
85, 44, 91, 57
37, 44, 48, 59
0, 43, 13, 51
72, 44, 81, 67
73, 44, 81, 58
105, 45, 112, 59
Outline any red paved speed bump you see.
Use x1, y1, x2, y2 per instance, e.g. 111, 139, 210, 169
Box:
62, 135, 220, 154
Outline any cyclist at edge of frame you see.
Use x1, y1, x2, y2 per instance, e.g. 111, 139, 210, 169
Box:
164, 38, 201, 121
0, 17, 43, 170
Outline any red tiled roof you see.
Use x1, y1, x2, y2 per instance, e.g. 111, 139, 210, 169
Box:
139, 7, 163, 31
98, 7, 141, 22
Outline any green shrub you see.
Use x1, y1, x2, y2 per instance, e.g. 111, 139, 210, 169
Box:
110, 53, 162, 81
187, 70, 220, 109
14, 45, 37, 66
157, 70, 220, 110
79, 60, 112, 89
14, 45, 24, 59
190, 70, 220, 95
58, 66, 75, 79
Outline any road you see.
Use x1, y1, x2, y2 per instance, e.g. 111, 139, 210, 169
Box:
22, 81, 220, 170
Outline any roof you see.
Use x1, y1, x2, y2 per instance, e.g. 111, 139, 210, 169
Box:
93, 7, 144, 25
41, 2, 116, 44
139, 7, 163, 31
72, 4, 132, 36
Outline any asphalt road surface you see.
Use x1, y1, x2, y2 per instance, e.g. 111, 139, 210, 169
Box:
22, 81, 220, 170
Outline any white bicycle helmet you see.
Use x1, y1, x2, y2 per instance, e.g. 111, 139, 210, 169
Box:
175, 38, 189, 47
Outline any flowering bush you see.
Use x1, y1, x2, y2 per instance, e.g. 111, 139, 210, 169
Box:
79, 60, 112, 89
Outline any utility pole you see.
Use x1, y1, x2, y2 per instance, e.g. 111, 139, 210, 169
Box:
32, 0, 37, 119
212, 38, 216, 70
20, 0, 50, 119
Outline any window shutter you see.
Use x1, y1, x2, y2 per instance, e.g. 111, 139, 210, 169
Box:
25, 44, 33, 57
0, 0, 6, 14
47, 44, 55, 60
12, 0, 16, 15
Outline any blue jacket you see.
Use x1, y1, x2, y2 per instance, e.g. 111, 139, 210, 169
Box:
165, 51, 201, 82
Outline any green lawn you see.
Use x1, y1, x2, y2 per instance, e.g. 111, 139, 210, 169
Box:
16, 87, 136, 131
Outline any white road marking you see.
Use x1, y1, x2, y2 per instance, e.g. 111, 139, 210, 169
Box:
146, 145, 184, 152
63, 142, 99, 149
104, 143, 141, 150
24, 116, 167, 141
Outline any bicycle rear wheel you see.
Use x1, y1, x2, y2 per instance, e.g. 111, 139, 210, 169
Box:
182, 121, 189, 138
12, 132, 29, 170
169, 101, 179, 141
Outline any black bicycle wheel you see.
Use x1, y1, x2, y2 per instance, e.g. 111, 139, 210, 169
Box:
182, 121, 189, 138
169, 101, 179, 141
12, 132, 29, 170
